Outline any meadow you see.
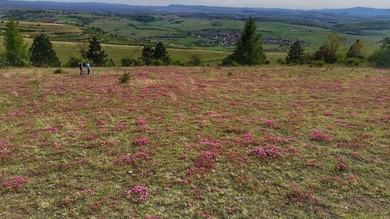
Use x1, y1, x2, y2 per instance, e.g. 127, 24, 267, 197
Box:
0, 66, 389, 218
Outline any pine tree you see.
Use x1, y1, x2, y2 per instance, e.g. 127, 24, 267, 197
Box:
286, 40, 305, 64
86, 36, 107, 66
153, 42, 170, 65
224, 17, 266, 66
29, 34, 61, 67
141, 46, 154, 66
347, 39, 367, 59
3, 17, 29, 66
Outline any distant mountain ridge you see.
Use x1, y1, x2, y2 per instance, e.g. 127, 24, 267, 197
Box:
1, 0, 390, 17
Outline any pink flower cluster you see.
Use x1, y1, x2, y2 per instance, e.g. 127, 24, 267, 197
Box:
308, 130, 332, 143
226, 151, 248, 166
135, 118, 148, 125
336, 157, 349, 171
2, 176, 29, 190
116, 121, 128, 130
249, 144, 283, 160
132, 136, 151, 146
286, 189, 320, 205
116, 152, 151, 165
193, 151, 219, 170
264, 134, 296, 144
320, 176, 345, 183
264, 119, 276, 126
125, 185, 150, 202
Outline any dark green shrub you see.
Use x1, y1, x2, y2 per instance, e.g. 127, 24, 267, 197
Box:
53, 68, 64, 74
66, 56, 83, 67
121, 57, 142, 67
119, 72, 131, 83
187, 55, 201, 66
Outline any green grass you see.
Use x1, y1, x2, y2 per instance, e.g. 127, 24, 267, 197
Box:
0, 66, 388, 218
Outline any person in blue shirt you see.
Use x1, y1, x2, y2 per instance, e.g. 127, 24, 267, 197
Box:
86, 61, 91, 75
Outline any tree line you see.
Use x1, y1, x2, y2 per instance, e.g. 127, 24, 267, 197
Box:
222, 17, 390, 68
1, 16, 389, 68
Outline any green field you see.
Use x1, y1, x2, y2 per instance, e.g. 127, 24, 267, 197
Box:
0, 66, 389, 218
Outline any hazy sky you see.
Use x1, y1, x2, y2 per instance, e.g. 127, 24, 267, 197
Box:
37, 0, 390, 9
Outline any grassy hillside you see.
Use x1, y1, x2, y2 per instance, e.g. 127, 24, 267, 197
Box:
0, 66, 389, 218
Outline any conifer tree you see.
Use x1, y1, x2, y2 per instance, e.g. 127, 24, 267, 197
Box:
141, 46, 154, 66
29, 34, 61, 67
86, 36, 107, 66
347, 39, 367, 59
286, 40, 305, 64
153, 42, 170, 65
3, 17, 29, 66
223, 17, 266, 66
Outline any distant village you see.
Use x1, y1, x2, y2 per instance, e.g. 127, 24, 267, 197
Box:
186, 30, 311, 47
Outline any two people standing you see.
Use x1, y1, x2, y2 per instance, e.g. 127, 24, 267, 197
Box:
79, 61, 92, 76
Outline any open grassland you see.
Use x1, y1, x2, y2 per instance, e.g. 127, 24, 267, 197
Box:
0, 66, 389, 218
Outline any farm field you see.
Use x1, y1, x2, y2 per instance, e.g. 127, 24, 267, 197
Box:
0, 36, 232, 66
0, 66, 389, 218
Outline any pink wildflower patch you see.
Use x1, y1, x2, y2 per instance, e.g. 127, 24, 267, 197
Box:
186, 167, 209, 177
85, 135, 98, 141
198, 210, 215, 219
132, 136, 151, 146
135, 118, 148, 125
47, 126, 60, 133
320, 176, 345, 184
335, 157, 349, 171
306, 159, 324, 169
264, 119, 276, 126
286, 189, 320, 205
284, 147, 299, 154
115, 152, 151, 165
230, 133, 256, 145
2, 176, 29, 190
125, 185, 150, 202
308, 130, 332, 143
347, 175, 359, 185
193, 151, 219, 170
249, 144, 284, 160
116, 121, 128, 130
76, 190, 94, 196
264, 134, 296, 144
226, 151, 248, 166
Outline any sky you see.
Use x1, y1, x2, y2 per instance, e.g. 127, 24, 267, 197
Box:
32, 0, 390, 9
